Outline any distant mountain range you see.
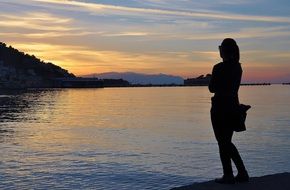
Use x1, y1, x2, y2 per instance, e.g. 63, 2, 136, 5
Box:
82, 72, 184, 85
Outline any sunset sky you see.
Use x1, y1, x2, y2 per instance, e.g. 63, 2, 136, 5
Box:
1, 0, 290, 82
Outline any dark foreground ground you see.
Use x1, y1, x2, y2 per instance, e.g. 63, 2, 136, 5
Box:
171, 173, 290, 190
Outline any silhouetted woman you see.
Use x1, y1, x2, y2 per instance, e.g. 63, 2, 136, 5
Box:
209, 38, 249, 184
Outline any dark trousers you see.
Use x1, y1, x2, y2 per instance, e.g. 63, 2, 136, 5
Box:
211, 109, 246, 175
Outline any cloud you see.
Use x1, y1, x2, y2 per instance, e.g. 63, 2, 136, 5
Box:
32, 0, 290, 23
242, 50, 290, 65
139, 0, 258, 10
3, 1, 289, 42
94, 26, 290, 42
102, 32, 150, 37
8, 42, 212, 76
0, 31, 95, 39
1, 0, 290, 82
0, 12, 76, 31
166, 26, 290, 41
0, 11, 99, 41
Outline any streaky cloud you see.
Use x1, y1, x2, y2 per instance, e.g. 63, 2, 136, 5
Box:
32, 0, 290, 23
0, 12, 77, 31
0, 31, 95, 38
102, 32, 150, 37
9, 42, 211, 76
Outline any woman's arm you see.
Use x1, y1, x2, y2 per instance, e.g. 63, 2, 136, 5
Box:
209, 65, 217, 93
232, 66, 242, 93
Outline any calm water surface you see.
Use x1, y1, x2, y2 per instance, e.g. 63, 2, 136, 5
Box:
1, 86, 290, 189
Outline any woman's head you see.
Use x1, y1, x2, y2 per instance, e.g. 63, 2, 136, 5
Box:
219, 38, 240, 62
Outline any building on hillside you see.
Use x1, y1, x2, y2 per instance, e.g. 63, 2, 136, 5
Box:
184, 74, 212, 86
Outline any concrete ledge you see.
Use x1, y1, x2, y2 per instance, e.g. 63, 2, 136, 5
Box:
171, 173, 290, 190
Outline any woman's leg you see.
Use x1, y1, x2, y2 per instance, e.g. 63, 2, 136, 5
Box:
229, 142, 247, 173
211, 110, 234, 177
217, 129, 234, 176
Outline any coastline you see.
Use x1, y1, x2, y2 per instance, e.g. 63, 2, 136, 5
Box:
0, 82, 276, 90
171, 173, 290, 190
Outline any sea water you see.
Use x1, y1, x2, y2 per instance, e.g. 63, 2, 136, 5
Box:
1, 85, 290, 189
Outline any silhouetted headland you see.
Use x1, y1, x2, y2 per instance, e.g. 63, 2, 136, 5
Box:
171, 173, 290, 190
0, 42, 74, 89
241, 83, 271, 86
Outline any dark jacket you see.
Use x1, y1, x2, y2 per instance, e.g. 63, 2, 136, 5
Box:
209, 61, 242, 112
209, 61, 242, 96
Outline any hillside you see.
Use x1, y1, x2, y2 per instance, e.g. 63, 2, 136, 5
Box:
0, 42, 75, 88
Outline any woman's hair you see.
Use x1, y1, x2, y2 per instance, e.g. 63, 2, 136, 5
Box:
220, 38, 240, 62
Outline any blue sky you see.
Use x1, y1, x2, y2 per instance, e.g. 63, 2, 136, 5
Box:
1, 0, 290, 82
